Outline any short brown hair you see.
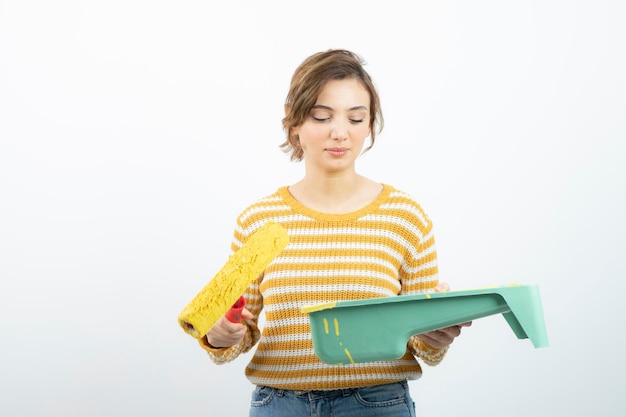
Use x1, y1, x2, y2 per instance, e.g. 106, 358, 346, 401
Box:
280, 49, 384, 162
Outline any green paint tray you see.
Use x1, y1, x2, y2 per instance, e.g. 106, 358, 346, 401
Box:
302, 284, 548, 365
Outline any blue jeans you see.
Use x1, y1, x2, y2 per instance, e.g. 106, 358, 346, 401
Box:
248, 381, 416, 417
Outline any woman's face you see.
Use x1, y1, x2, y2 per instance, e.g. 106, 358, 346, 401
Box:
293, 78, 371, 175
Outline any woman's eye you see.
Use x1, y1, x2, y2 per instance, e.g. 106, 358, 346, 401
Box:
312, 115, 330, 122
350, 119, 364, 124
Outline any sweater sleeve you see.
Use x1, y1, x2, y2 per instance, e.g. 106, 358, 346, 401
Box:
407, 336, 450, 366
397, 199, 450, 365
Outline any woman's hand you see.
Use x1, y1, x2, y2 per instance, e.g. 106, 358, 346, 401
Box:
205, 308, 254, 348
417, 282, 472, 349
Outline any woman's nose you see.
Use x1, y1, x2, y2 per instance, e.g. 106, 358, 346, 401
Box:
331, 120, 348, 141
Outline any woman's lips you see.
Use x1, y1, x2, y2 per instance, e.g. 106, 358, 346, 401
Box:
326, 147, 348, 157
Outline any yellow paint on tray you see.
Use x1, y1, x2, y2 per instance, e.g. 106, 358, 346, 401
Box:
334, 318, 340, 336
301, 301, 337, 314
344, 348, 355, 364
178, 221, 289, 338
323, 318, 329, 334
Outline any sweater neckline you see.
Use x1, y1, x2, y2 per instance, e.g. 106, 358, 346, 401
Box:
277, 184, 393, 222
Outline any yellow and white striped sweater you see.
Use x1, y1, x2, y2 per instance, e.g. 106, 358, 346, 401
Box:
199, 184, 448, 390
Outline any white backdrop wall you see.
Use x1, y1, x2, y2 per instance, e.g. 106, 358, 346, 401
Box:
1, 1, 625, 416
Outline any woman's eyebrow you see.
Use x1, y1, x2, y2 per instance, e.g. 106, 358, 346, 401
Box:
312, 104, 368, 111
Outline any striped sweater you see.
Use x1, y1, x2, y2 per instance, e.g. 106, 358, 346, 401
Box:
199, 184, 449, 390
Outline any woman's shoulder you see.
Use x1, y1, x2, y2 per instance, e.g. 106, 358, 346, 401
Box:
383, 184, 425, 207
380, 184, 433, 227
235, 187, 290, 228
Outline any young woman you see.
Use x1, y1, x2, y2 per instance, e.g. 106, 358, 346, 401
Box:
200, 49, 470, 417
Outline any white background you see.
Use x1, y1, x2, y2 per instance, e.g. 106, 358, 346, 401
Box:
1, 1, 625, 416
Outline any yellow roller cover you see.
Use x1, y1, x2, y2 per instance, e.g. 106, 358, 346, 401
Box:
178, 221, 289, 338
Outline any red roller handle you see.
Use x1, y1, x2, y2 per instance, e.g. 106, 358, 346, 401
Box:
225, 296, 246, 323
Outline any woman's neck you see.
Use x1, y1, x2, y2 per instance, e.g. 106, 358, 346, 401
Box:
289, 174, 382, 214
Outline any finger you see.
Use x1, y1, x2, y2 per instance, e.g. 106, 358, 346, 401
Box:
418, 333, 442, 348
432, 325, 462, 342
207, 320, 247, 347
240, 308, 254, 320
419, 330, 453, 349
211, 316, 246, 337
434, 282, 450, 292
